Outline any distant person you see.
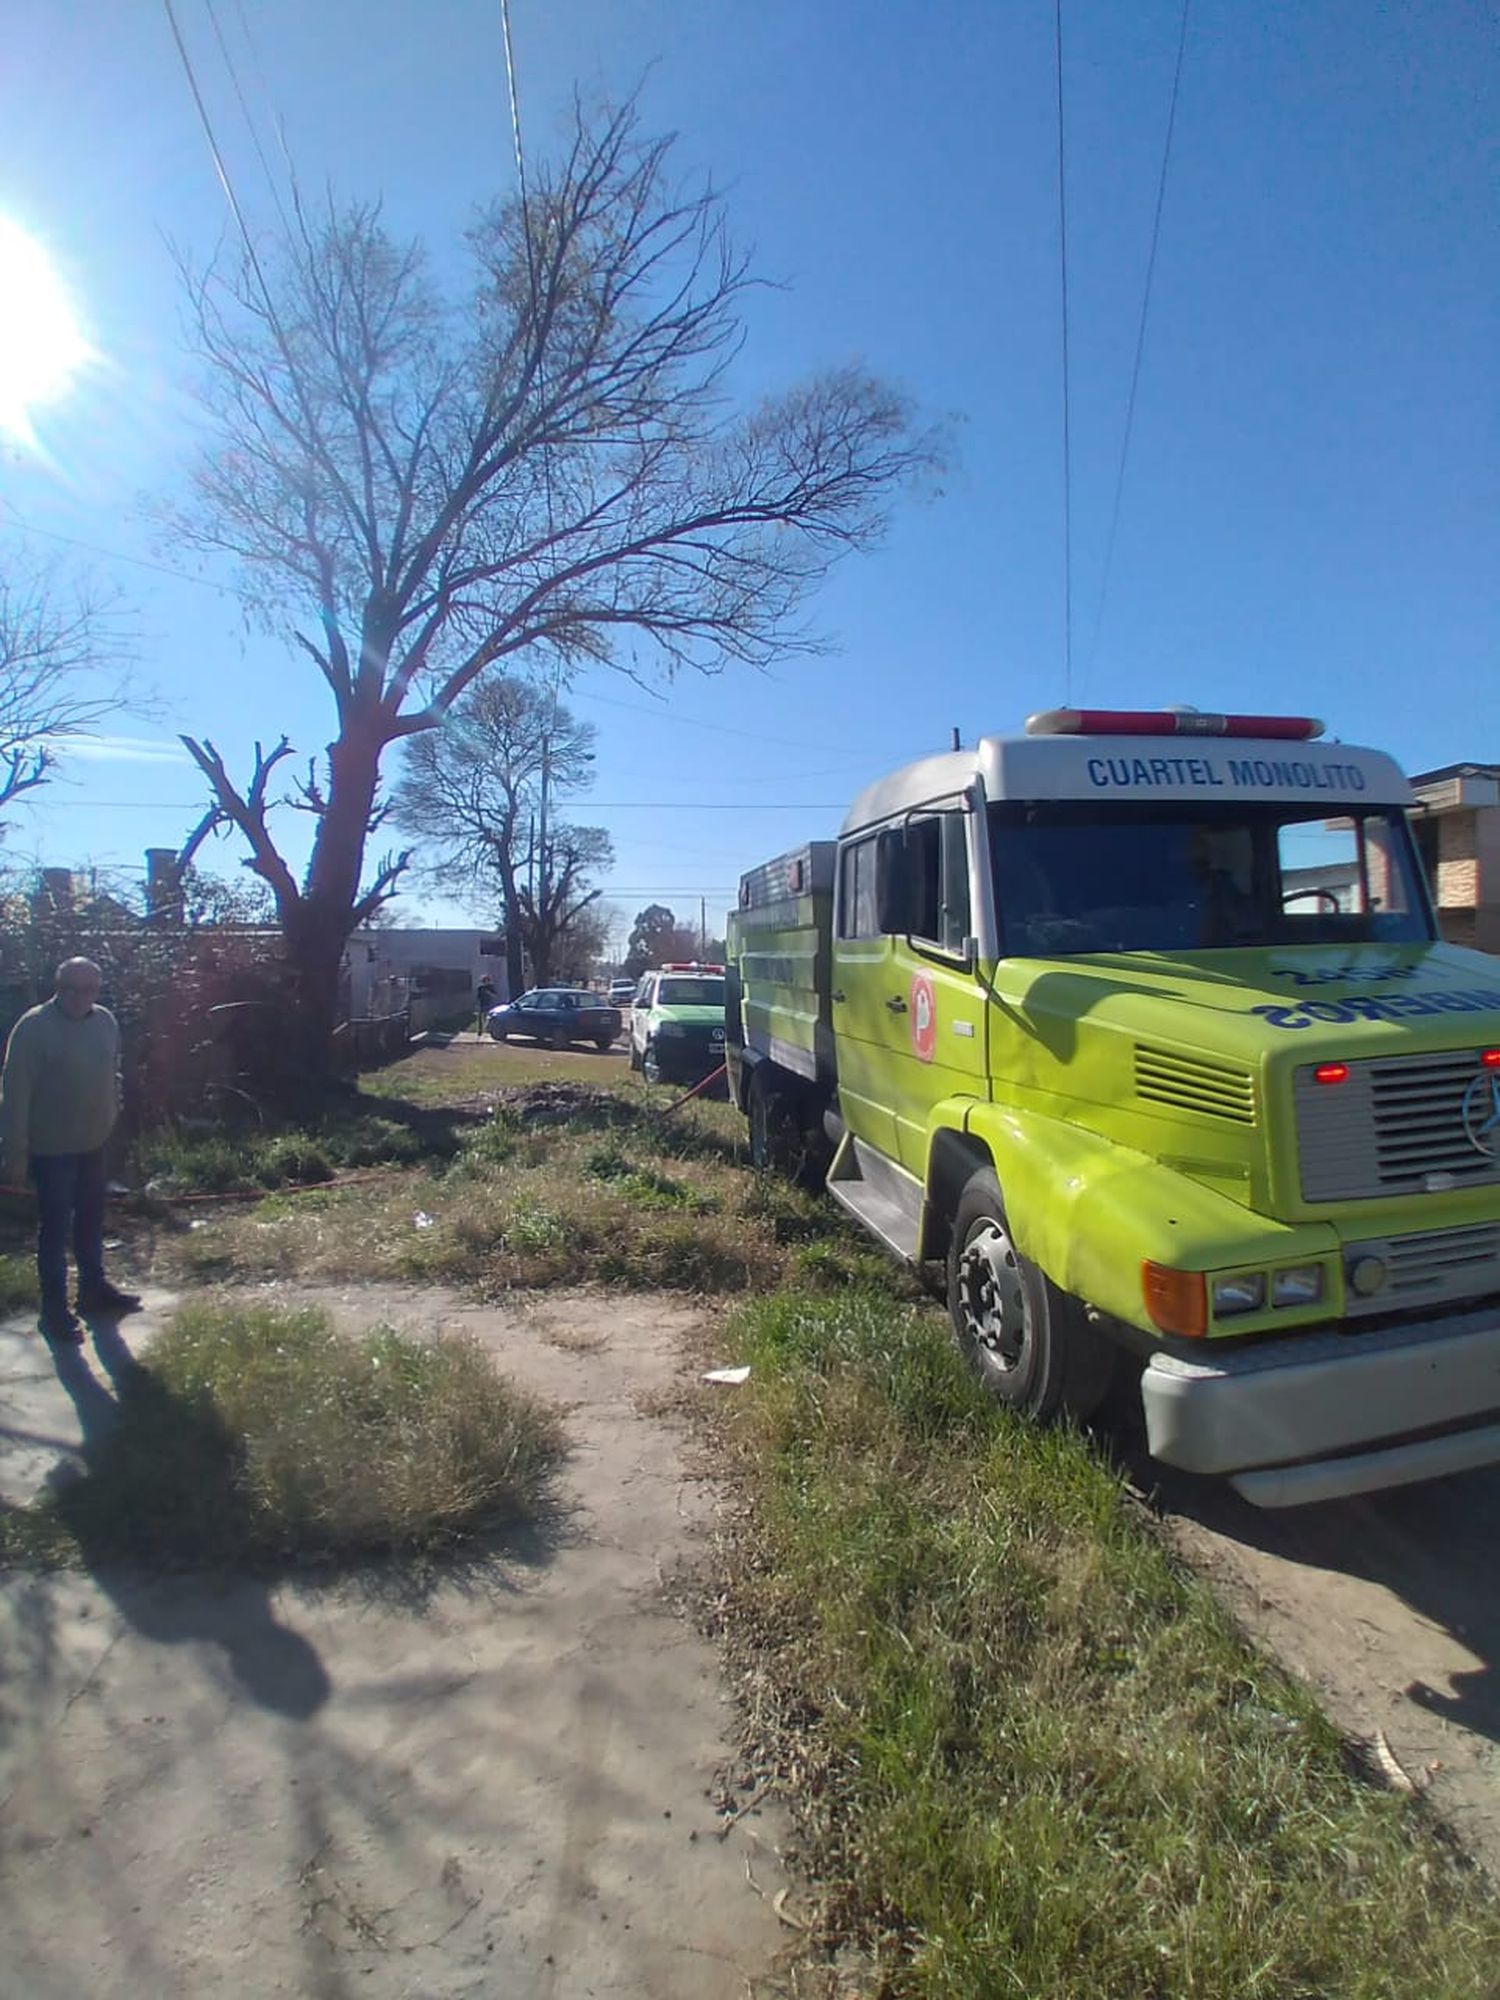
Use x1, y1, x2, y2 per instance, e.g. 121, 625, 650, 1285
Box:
0, 957, 140, 1344
475, 974, 498, 1039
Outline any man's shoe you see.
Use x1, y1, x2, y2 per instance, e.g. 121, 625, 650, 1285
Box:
39, 1306, 85, 1345
76, 1282, 142, 1317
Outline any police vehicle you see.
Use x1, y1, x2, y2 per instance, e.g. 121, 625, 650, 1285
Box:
629, 963, 727, 1085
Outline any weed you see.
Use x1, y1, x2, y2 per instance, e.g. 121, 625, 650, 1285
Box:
256, 1135, 335, 1187
134, 1106, 460, 1198
0, 1299, 565, 1570
0, 1251, 37, 1311
585, 1146, 720, 1214
719, 1289, 1500, 1999
503, 1195, 570, 1252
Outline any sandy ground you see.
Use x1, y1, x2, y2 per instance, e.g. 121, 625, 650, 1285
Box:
0, 1282, 792, 1999
1145, 1453, 1500, 1876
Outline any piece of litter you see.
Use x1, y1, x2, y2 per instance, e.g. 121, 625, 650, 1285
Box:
1373, 1728, 1419, 1794
413, 1211, 435, 1230
703, 1366, 750, 1386
771, 1887, 807, 1932
189, 1219, 207, 1232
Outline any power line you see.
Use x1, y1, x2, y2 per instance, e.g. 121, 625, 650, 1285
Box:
574, 683, 880, 762
0, 504, 239, 597
161, 0, 279, 317
1086, 0, 1192, 683
203, 0, 297, 242
84, 798, 846, 812
1053, 0, 1075, 706
498, 0, 532, 218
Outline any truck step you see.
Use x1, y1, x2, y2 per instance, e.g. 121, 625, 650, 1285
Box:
826, 1134, 922, 1262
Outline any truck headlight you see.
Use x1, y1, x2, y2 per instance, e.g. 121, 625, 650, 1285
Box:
1272, 1265, 1324, 1308
1212, 1272, 1266, 1317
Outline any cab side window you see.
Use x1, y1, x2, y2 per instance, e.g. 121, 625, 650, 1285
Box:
838, 837, 880, 940
909, 811, 971, 956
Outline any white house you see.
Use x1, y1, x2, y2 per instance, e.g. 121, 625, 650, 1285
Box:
344, 928, 507, 1023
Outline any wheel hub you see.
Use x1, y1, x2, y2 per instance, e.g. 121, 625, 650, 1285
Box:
958, 1221, 1029, 1372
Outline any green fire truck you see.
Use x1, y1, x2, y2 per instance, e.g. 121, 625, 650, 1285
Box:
725, 708, 1500, 1506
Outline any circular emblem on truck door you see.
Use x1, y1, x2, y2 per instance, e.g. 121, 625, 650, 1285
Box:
911, 972, 936, 1063
1461, 1072, 1500, 1158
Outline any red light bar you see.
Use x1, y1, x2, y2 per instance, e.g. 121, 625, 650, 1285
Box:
1314, 1063, 1349, 1085
1482, 1050, 1500, 1069
1026, 708, 1325, 741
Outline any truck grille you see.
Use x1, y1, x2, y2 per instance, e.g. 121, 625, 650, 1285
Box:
1344, 1223, 1500, 1316
1135, 1045, 1256, 1125
1296, 1050, 1500, 1202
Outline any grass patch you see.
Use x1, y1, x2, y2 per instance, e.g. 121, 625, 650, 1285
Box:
585, 1144, 722, 1214
720, 1289, 1500, 1999
156, 1079, 840, 1300
133, 1107, 449, 1197
0, 1299, 565, 1571
0, 1249, 38, 1312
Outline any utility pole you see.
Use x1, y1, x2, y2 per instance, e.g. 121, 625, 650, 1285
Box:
700, 896, 707, 956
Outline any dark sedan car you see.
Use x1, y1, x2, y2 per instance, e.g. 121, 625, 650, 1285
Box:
486, 988, 622, 1051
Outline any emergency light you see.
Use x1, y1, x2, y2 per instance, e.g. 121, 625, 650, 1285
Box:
1026, 708, 1325, 741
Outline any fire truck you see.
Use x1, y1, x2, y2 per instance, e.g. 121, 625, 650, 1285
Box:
726, 709, 1500, 1505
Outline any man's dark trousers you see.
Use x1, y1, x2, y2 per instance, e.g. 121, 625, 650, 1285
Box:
30, 1149, 107, 1317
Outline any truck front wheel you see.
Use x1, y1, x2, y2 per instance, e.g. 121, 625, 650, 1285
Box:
748, 1067, 810, 1182
947, 1170, 1114, 1421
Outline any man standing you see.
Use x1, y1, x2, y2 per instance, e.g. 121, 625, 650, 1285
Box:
475, 974, 497, 1040
0, 958, 140, 1344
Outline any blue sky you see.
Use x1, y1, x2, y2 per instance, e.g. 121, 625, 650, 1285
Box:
1, 0, 1494, 955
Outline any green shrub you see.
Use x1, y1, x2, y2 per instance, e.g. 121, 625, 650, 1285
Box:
256, 1135, 335, 1187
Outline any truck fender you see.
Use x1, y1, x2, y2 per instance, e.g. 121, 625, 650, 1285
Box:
922, 1127, 996, 1264
937, 1101, 1339, 1336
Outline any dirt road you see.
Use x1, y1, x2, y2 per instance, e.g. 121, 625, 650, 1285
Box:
0, 1285, 791, 1999
1151, 1454, 1500, 1874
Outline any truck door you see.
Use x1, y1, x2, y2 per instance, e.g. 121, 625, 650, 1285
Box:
885, 805, 989, 1173
830, 833, 900, 1157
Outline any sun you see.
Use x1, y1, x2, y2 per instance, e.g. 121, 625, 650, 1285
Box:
0, 215, 92, 446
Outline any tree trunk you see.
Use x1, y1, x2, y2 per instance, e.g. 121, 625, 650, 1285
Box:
496, 852, 526, 1000
285, 725, 385, 1081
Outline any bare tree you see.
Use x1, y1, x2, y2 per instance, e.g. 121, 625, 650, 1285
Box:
515, 820, 613, 988
166, 95, 936, 1071
392, 675, 599, 996
0, 551, 124, 823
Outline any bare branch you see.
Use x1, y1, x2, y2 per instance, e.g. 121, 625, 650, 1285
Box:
0, 547, 132, 821
180, 733, 302, 917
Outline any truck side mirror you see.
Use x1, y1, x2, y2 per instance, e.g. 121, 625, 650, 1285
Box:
875, 825, 912, 935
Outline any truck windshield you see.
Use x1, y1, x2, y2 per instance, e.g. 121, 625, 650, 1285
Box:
988, 800, 1433, 956
657, 977, 725, 1006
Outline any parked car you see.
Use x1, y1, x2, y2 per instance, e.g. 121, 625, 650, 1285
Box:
629, 964, 727, 1084
608, 978, 638, 1007
486, 988, 621, 1051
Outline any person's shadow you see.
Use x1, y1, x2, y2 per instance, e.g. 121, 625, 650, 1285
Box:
46, 1320, 330, 1722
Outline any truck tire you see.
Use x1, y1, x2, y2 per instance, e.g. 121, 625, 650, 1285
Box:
748, 1067, 812, 1182
947, 1169, 1115, 1422
629, 1039, 642, 1073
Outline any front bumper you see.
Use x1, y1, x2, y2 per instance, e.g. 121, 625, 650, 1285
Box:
650, 1033, 726, 1081
1141, 1302, 1500, 1506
